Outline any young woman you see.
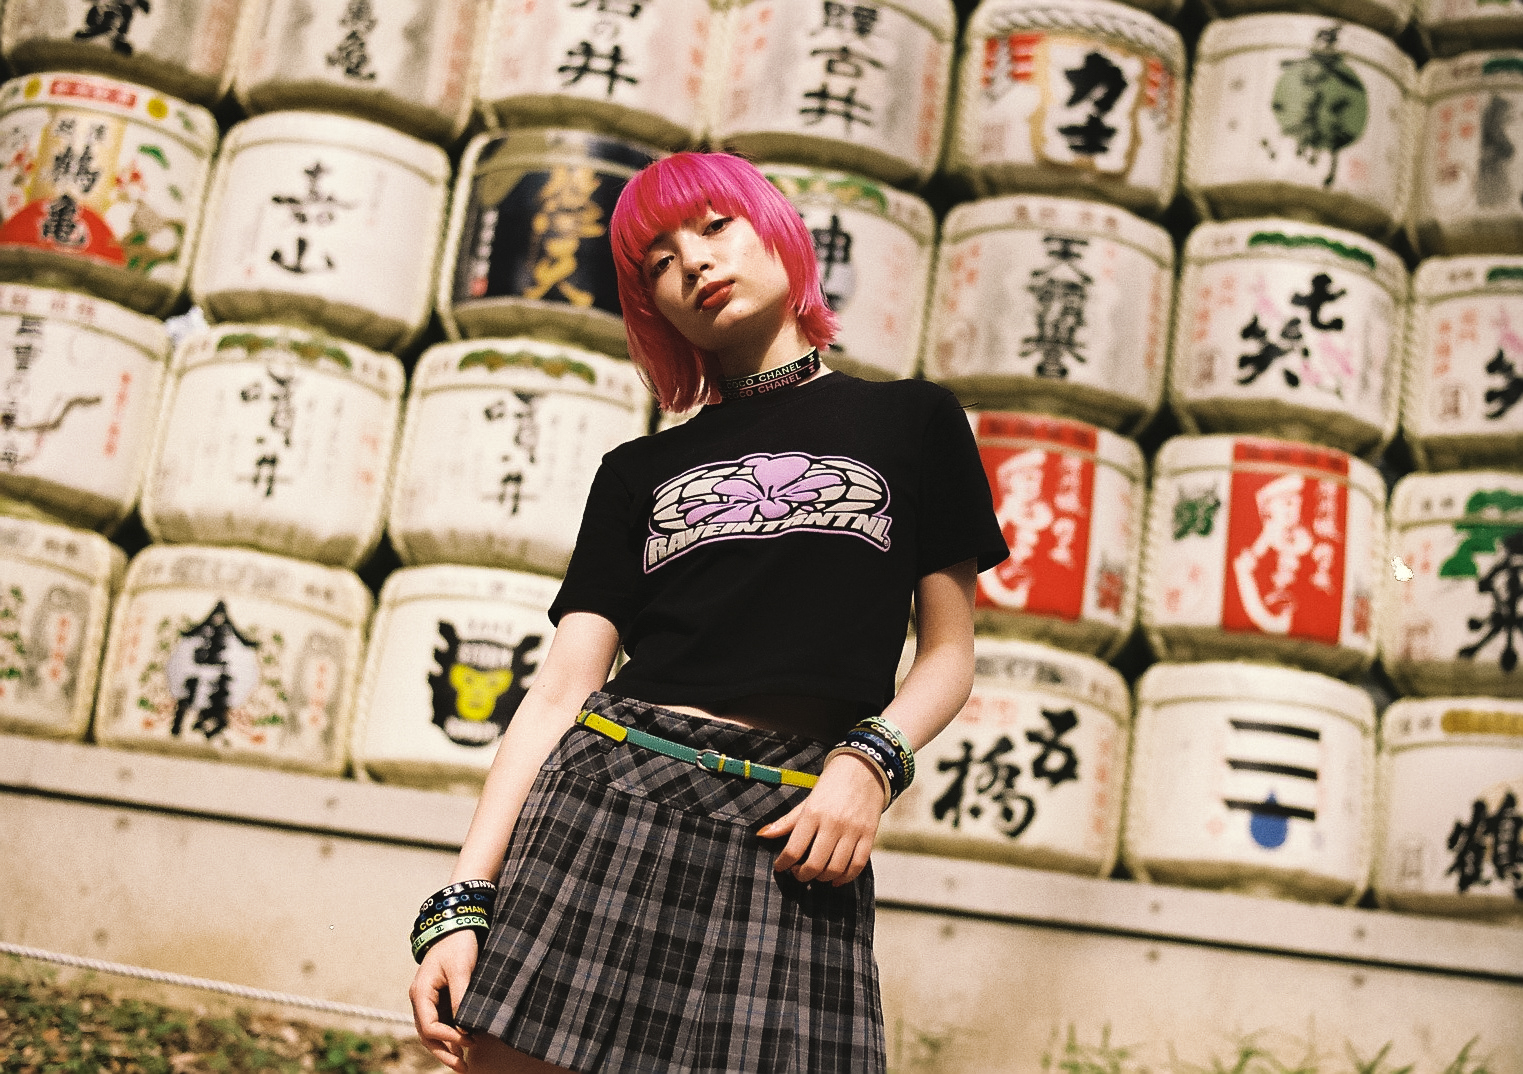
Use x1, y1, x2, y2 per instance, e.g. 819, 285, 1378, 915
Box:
408, 152, 1008, 1074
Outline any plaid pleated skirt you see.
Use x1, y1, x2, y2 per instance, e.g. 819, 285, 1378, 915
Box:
453, 690, 887, 1074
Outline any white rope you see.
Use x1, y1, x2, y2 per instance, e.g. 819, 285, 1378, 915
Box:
0, 942, 414, 1027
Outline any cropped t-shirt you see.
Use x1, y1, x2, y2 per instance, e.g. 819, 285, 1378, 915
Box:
548, 371, 1009, 713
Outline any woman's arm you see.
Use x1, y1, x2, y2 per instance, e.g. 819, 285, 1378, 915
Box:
408, 610, 620, 1070
758, 557, 978, 886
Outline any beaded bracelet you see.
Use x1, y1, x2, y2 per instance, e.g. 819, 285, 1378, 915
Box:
411, 880, 497, 964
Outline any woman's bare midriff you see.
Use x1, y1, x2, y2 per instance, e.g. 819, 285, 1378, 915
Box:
660, 694, 862, 743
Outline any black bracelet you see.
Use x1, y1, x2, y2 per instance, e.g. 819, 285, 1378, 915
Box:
829, 727, 909, 806
412, 881, 498, 964
417, 879, 498, 916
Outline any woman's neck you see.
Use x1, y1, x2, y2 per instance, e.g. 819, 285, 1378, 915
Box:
710, 319, 817, 382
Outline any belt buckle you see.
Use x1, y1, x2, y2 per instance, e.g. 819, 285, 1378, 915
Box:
696, 749, 724, 774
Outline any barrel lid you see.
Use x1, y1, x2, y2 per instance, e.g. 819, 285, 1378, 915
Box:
464, 127, 662, 179
1412, 255, 1523, 299
1388, 470, 1523, 526
0, 511, 124, 584
172, 324, 404, 399
762, 166, 934, 240
1418, 49, 1523, 98
222, 110, 450, 182
378, 563, 563, 608
1197, 13, 1416, 87
1182, 218, 1407, 299
969, 410, 1145, 479
1381, 696, 1523, 749
1138, 659, 1375, 730
1154, 434, 1385, 501
123, 544, 373, 627
411, 337, 650, 409
971, 636, 1130, 719
966, 0, 1184, 69
0, 71, 218, 150
0, 282, 169, 358
943, 194, 1172, 264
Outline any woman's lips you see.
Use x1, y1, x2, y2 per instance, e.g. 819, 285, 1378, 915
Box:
697, 281, 733, 310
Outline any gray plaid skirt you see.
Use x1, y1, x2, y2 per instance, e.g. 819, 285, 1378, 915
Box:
454, 690, 887, 1074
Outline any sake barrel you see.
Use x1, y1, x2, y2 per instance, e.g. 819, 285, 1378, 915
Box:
191, 111, 450, 355
1409, 52, 1523, 258
0, 73, 218, 316
1375, 697, 1523, 922
1124, 661, 1376, 903
0, 514, 124, 740
1183, 15, 1417, 238
0, 283, 170, 531
1142, 435, 1385, 678
1403, 256, 1523, 472
950, 0, 1185, 215
1419, 0, 1523, 57
1, 0, 246, 106
437, 128, 658, 357
879, 637, 1130, 876
710, 0, 956, 188
479, 0, 711, 150
139, 324, 404, 568
923, 194, 1172, 434
763, 166, 934, 383
1199, 0, 1412, 37
970, 412, 1144, 659
234, 0, 485, 145
388, 338, 651, 574
94, 544, 371, 774
351, 565, 560, 791
1383, 471, 1523, 699
1169, 218, 1407, 456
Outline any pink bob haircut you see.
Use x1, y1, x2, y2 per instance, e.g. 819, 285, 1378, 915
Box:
610, 152, 838, 414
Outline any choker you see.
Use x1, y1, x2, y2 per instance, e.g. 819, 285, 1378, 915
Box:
718, 349, 820, 401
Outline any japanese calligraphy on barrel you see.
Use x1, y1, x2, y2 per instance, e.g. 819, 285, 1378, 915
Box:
388, 338, 650, 575
94, 544, 372, 774
0, 514, 124, 740
1409, 52, 1523, 257
1142, 435, 1385, 678
1375, 697, 1523, 923
1403, 256, 1523, 471
140, 324, 404, 569
879, 637, 1130, 876
1184, 14, 1417, 238
352, 565, 560, 791
950, 0, 1185, 215
479, 0, 712, 149
969, 411, 1143, 659
711, 0, 957, 187
1170, 218, 1407, 456
1418, 0, 1523, 58
191, 111, 449, 354
1124, 661, 1376, 903
0, 283, 170, 531
763, 166, 934, 383
0, 73, 217, 316
438, 128, 658, 358
1, 0, 246, 106
1383, 471, 1523, 699
924, 194, 1172, 434
235, 0, 485, 144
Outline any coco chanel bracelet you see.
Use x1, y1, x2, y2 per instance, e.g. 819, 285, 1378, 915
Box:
827, 718, 915, 809
411, 880, 497, 964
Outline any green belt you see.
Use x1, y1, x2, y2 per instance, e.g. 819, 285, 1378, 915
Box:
575, 710, 819, 789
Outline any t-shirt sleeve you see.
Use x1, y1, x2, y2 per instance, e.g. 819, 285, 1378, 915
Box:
917, 389, 1010, 578
547, 455, 643, 634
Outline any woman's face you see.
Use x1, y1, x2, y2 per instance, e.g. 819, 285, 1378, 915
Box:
642, 208, 793, 353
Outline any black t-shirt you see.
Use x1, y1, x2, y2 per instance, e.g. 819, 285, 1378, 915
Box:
549, 371, 1009, 713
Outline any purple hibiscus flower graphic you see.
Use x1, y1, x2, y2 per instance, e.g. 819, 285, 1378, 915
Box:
680, 453, 843, 525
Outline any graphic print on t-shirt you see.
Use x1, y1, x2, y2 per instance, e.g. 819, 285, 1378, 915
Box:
644, 452, 892, 571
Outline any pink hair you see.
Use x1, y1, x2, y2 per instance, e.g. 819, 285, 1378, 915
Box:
611, 152, 838, 413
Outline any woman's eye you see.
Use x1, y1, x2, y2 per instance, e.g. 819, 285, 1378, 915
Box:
705, 216, 731, 235
647, 255, 671, 278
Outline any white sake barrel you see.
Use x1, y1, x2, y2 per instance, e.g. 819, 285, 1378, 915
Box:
1170, 218, 1407, 456
763, 166, 934, 383
710, 0, 956, 187
1125, 661, 1376, 902
0, 73, 217, 316
1184, 15, 1417, 238
1142, 435, 1385, 678
924, 194, 1172, 434
1375, 697, 1523, 922
950, 0, 1185, 215
479, 0, 711, 150
1200, 0, 1412, 36
1419, 0, 1523, 57
970, 412, 1144, 659
235, 0, 485, 145
94, 544, 371, 774
191, 111, 448, 355
1384, 471, 1523, 699
0, 514, 124, 740
1404, 256, 1523, 472
351, 565, 560, 791
0, 283, 170, 531
389, 338, 651, 574
140, 324, 404, 568
437, 128, 658, 357
1, 0, 246, 106
879, 637, 1130, 876
1409, 52, 1523, 258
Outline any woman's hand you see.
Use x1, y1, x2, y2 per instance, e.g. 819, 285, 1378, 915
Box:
756, 751, 885, 885
408, 928, 480, 1072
